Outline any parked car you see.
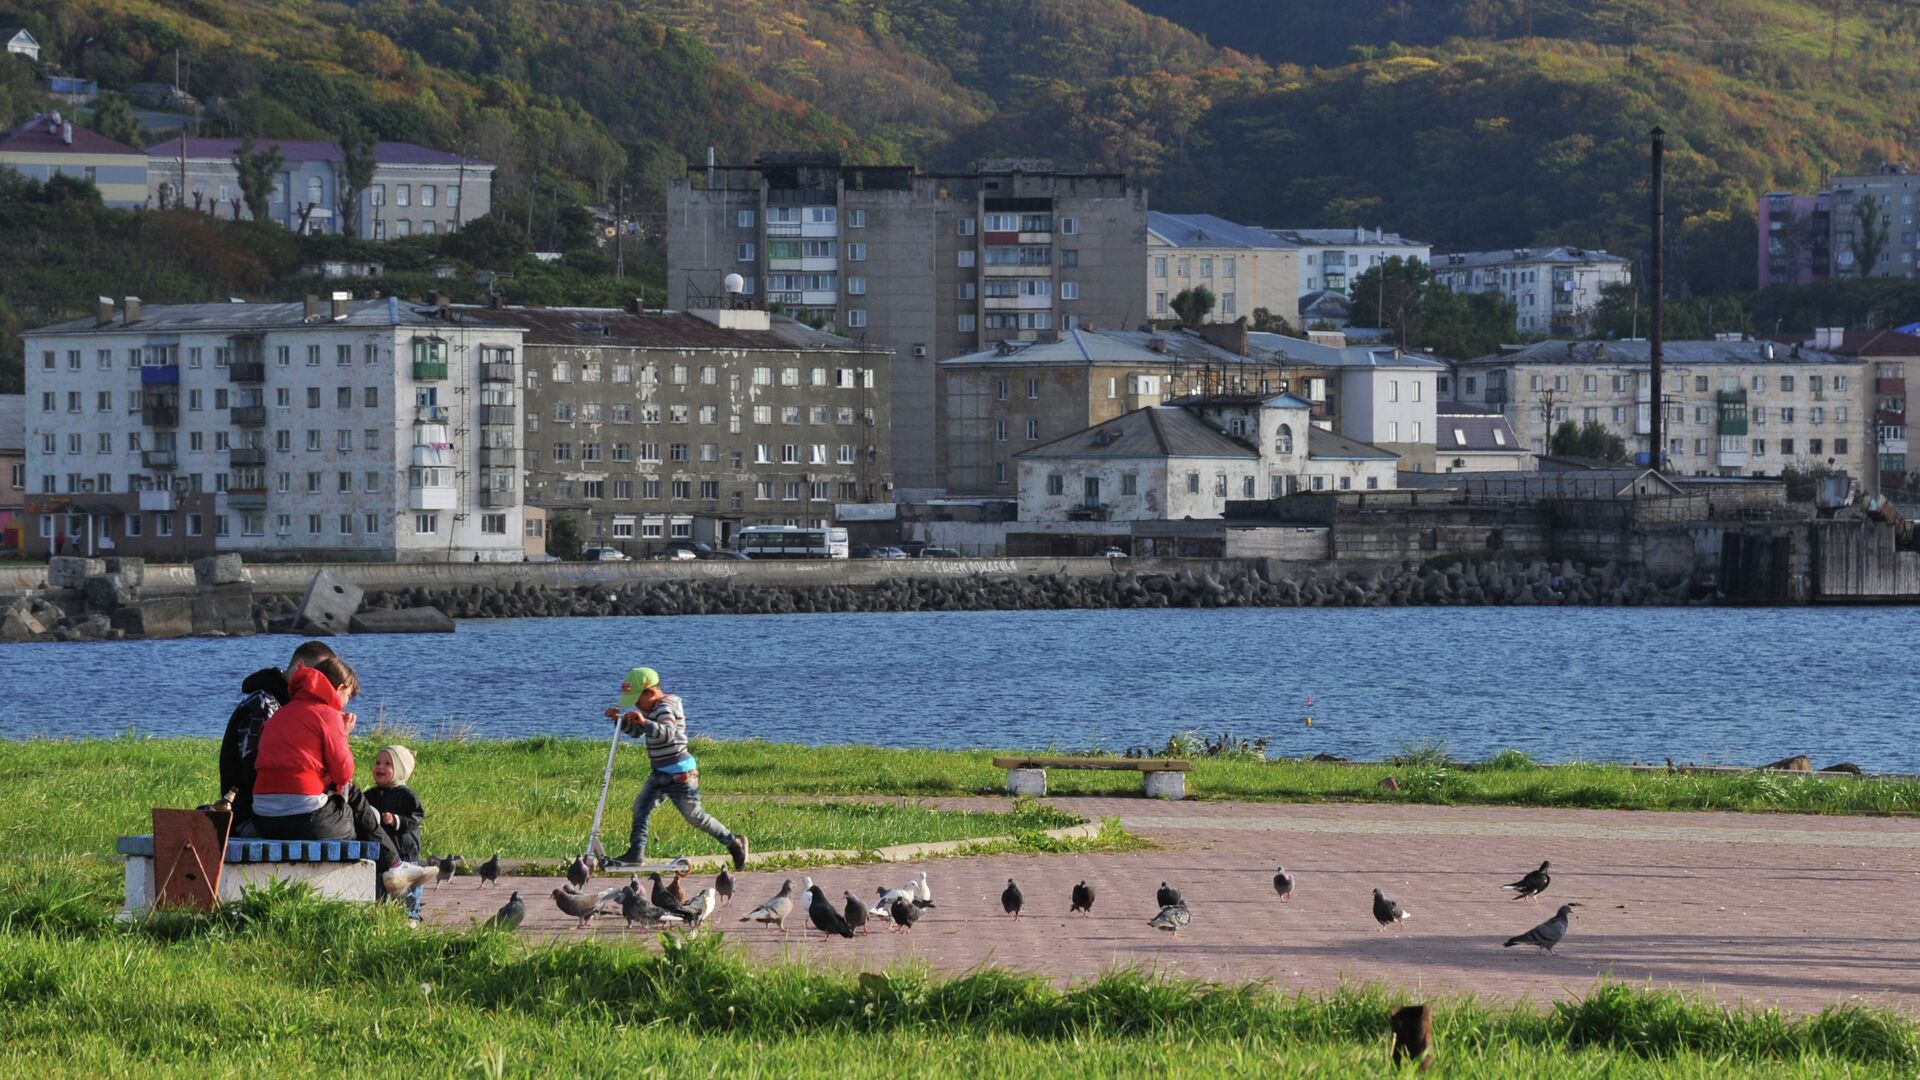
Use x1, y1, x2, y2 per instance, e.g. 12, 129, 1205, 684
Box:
665, 540, 713, 558
870, 546, 908, 560
1096, 548, 1130, 558
917, 547, 963, 559
651, 548, 698, 560
578, 547, 632, 562
850, 544, 875, 559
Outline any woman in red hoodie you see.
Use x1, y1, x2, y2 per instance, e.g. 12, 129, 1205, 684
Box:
251, 657, 361, 842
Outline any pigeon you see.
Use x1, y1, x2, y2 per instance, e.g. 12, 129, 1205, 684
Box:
684, 887, 718, 927
1070, 881, 1095, 916
806, 885, 856, 939
566, 855, 591, 890
716, 867, 736, 906
648, 873, 699, 922
871, 883, 914, 919
1148, 901, 1191, 938
1373, 888, 1411, 930
843, 891, 870, 935
739, 880, 797, 932
667, 869, 689, 905
434, 854, 463, 887
1504, 903, 1581, 952
888, 895, 922, 933
381, 861, 438, 898
552, 886, 605, 928
1274, 867, 1295, 902
910, 870, 934, 908
476, 853, 502, 887
1156, 882, 1182, 908
1502, 861, 1552, 902
1001, 878, 1024, 920
486, 890, 524, 930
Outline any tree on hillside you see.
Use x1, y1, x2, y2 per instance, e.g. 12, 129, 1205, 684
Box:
337, 125, 376, 239
86, 92, 143, 148
441, 214, 531, 267
1851, 198, 1890, 280
1170, 285, 1215, 326
234, 138, 284, 224
1345, 257, 1516, 358
1346, 256, 1427, 338
1550, 419, 1629, 462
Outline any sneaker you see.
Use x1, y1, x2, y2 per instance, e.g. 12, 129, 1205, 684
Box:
602, 848, 643, 870
726, 835, 749, 870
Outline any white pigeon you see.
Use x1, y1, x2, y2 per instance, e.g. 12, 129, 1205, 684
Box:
381, 861, 438, 898
684, 887, 718, 927
871, 883, 916, 919
910, 870, 933, 908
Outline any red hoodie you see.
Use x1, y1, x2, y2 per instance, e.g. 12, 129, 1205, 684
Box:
251, 667, 354, 797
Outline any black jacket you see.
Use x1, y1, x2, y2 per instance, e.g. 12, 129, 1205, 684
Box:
219, 668, 291, 826
362, 784, 425, 864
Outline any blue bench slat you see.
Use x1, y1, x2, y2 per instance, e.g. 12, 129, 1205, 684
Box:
115, 835, 375, 864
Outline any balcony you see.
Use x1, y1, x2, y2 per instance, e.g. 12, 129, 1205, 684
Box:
141, 450, 177, 469
411, 444, 454, 468
1717, 450, 1749, 469
1880, 408, 1906, 426
481, 490, 517, 509
142, 405, 178, 427
138, 490, 174, 512
767, 291, 803, 306
139, 364, 180, 386
479, 447, 517, 467
479, 404, 515, 426
481, 362, 515, 383
225, 487, 268, 508
766, 221, 802, 237
230, 405, 267, 426
407, 487, 458, 511
228, 361, 266, 383
413, 360, 448, 380
415, 405, 449, 424
228, 447, 266, 467
1879, 377, 1906, 394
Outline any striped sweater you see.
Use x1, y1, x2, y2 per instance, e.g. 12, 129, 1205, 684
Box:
630, 693, 694, 774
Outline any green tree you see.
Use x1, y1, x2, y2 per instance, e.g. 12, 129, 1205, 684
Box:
1170, 285, 1215, 326
546, 513, 582, 560
233, 137, 284, 224
440, 214, 530, 266
85, 92, 143, 148
1250, 306, 1298, 336
1549, 419, 1629, 462
1347, 257, 1514, 358
337, 125, 377, 239
1851, 198, 1890, 280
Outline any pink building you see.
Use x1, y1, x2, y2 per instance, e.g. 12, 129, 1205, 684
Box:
1757, 192, 1831, 287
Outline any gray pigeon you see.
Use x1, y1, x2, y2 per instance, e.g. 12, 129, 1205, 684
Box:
716, 867, 736, 906
888, 895, 922, 933
1148, 901, 1191, 938
476, 853, 502, 887
1502, 861, 1552, 902
806, 886, 855, 939
1504, 903, 1581, 952
566, 855, 591, 890
619, 886, 667, 930
552, 886, 604, 928
1372, 888, 1410, 929
1070, 881, 1094, 916
486, 890, 524, 930
739, 880, 796, 932
842, 890, 869, 935
649, 872, 699, 922
1156, 882, 1181, 908
1274, 867, 1294, 902
1001, 878, 1024, 920
435, 854, 463, 887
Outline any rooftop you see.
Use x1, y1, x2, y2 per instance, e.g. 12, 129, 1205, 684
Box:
1245, 331, 1449, 370
1398, 469, 1683, 498
1268, 227, 1427, 249
1772, 327, 1920, 357
1434, 246, 1631, 269
1016, 405, 1256, 461
450, 306, 882, 353
27, 298, 494, 336
1307, 425, 1399, 461
144, 137, 488, 168
0, 113, 145, 157
940, 327, 1267, 369
1434, 408, 1522, 455
1461, 339, 1851, 367
1148, 212, 1297, 250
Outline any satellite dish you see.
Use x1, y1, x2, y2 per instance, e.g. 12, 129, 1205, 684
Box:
723, 272, 745, 295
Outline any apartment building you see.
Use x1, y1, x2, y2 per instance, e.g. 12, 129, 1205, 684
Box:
1146, 212, 1299, 324
457, 304, 890, 551
939, 327, 1280, 496
0, 112, 148, 208
0, 394, 23, 552
1430, 247, 1632, 335
1267, 227, 1431, 298
1827, 164, 1920, 279
1449, 339, 1875, 480
1244, 330, 1447, 471
1757, 192, 1833, 287
667, 153, 1146, 493
143, 137, 492, 238
20, 296, 526, 560
1771, 327, 1914, 493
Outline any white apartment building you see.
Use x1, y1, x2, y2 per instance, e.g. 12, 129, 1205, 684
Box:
21, 296, 526, 561
1146, 212, 1300, 324
1268, 227, 1431, 298
1431, 247, 1632, 335
1449, 339, 1875, 479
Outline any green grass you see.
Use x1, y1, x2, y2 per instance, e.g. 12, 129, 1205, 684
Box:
0, 882, 1914, 1078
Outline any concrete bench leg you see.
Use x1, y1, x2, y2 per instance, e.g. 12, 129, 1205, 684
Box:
1006, 768, 1048, 797
1142, 771, 1186, 800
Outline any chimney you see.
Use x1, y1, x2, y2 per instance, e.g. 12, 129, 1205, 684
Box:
1762, 342, 1776, 361
304, 294, 320, 322
95, 296, 114, 326
626, 296, 644, 314
62, 121, 72, 146
1354, 225, 1363, 242
123, 296, 141, 323
330, 291, 350, 320
488, 292, 504, 310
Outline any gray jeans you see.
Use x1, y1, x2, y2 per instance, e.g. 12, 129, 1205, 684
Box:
628, 770, 734, 857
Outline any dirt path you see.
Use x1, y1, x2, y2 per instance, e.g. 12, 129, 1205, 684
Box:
424, 798, 1920, 1015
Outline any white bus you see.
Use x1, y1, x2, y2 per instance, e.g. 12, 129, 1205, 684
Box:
734, 525, 850, 560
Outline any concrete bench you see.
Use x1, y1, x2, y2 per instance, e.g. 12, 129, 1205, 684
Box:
116, 835, 381, 917
991, 756, 1193, 800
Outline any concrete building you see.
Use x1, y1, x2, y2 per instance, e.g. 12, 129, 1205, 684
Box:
1244, 330, 1447, 472
1450, 338, 1875, 480
1014, 393, 1397, 524
939, 327, 1280, 496
1267, 227, 1430, 298
457, 303, 891, 552
20, 296, 527, 560
668, 153, 1147, 494
0, 112, 148, 208
0, 394, 24, 552
143, 136, 492, 237
1770, 327, 1914, 494
1430, 246, 1632, 335
1757, 192, 1832, 287
1146, 212, 1299, 325
1826, 165, 1920, 279
1433, 402, 1529, 473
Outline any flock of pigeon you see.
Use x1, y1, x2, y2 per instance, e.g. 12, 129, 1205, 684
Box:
433, 852, 1582, 955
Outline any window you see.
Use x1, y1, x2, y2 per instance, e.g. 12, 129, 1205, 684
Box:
994, 420, 1008, 443
847, 276, 867, 295
1781, 438, 1795, 455
1781, 375, 1795, 391
957, 314, 976, 332
847, 243, 867, 261
957, 250, 975, 268
848, 209, 865, 228
1836, 438, 1849, 455
1186, 471, 1200, 494
958, 217, 976, 236
846, 309, 867, 328
994, 463, 1007, 485
1274, 424, 1294, 454
1025, 419, 1039, 441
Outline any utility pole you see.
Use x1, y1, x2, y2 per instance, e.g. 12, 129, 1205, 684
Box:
1649, 127, 1666, 473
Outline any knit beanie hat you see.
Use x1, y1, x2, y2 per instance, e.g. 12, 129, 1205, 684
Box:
379, 744, 416, 785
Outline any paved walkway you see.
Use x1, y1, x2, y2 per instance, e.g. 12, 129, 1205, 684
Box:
424, 798, 1920, 1015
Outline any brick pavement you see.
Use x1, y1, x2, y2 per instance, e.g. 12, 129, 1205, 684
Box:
422, 798, 1920, 1015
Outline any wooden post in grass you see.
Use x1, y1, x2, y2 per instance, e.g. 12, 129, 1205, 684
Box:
1389, 1004, 1433, 1069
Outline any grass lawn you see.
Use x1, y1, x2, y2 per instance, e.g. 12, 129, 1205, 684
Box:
0, 886, 1914, 1078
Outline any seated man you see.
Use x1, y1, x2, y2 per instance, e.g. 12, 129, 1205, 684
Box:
214, 641, 338, 836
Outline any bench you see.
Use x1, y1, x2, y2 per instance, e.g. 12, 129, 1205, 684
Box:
116, 834, 382, 918
990, 755, 1193, 800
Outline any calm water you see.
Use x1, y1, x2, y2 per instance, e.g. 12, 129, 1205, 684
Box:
1, 608, 1915, 770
